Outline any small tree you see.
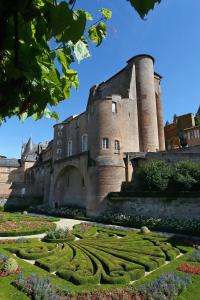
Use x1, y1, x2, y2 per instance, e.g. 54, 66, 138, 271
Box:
172, 160, 199, 191
137, 160, 172, 191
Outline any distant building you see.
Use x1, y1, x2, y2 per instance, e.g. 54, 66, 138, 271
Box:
0, 138, 48, 199
164, 108, 200, 150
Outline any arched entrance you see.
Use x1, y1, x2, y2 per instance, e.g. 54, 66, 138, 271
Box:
54, 165, 86, 208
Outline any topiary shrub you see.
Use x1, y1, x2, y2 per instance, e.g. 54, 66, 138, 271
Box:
3, 257, 18, 273
140, 226, 150, 234
137, 160, 172, 191
43, 227, 75, 242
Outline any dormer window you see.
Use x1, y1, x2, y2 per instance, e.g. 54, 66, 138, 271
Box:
102, 138, 109, 149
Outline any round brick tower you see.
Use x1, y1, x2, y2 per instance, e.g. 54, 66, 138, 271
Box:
134, 55, 159, 152
87, 96, 125, 216
156, 91, 165, 151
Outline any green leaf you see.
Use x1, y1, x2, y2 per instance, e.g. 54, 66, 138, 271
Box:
44, 107, 51, 119
20, 112, 28, 122
99, 8, 112, 20
129, 0, 161, 19
85, 11, 93, 21
59, 10, 86, 44
57, 49, 68, 73
74, 40, 91, 62
50, 2, 73, 36
51, 111, 59, 121
88, 21, 107, 46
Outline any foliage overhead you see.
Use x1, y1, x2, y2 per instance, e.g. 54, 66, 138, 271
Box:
0, 0, 161, 122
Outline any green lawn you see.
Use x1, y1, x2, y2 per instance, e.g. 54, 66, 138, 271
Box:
0, 224, 199, 299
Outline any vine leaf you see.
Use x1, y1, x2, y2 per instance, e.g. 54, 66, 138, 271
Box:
129, 0, 161, 19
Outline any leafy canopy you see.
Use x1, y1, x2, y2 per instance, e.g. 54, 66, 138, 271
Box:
0, 0, 161, 122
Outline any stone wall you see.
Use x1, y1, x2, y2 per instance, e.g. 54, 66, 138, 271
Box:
107, 196, 200, 220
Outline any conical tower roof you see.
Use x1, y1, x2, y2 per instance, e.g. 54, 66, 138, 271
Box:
197, 105, 200, 116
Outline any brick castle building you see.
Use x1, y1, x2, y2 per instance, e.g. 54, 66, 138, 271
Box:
1, 54, 166, 215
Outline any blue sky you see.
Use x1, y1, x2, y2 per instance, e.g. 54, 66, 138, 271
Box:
1, 0, 200, 158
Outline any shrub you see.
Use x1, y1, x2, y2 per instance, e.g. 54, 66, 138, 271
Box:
3, 257, 18, 273
16, 237, 31, 243
171, 160, 200, 191
22, 211, 28, 215
140, 226, 150, 234
76, 223, 93, 233
137, 160, 172, 191
188, 250, 200, 262
14, 273, 60, 300
137, 272, 191, 299
44, 227, 74, 242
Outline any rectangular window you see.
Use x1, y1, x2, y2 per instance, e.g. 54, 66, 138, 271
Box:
102, 138, 109, 149
114, 140, 120, 153
67, 140, 73, 156
58, 131, 62, 137
112, 102, 117, 113
82, 134, 88, 152
56, 148, 62, 154
57, 140, 62, 146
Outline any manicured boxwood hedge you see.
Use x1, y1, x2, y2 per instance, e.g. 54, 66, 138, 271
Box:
9, 225, 181, 287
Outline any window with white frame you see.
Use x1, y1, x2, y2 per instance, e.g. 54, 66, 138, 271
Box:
114, 140, 120, 153
67, 140, 73, 156
102, 137, 109, 149
81, 134, 88, 152
112, 102, 117, 113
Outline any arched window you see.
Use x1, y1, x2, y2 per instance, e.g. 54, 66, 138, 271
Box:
67, 140, 73, 156
114, 140, 120, 154
81, 134, 88, 152
102, 137, 109, 149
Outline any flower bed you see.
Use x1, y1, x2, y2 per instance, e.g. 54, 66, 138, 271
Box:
136, 272, 191, 299
29, 204, 86, 219
100, 212, 200, 235
13, 271, 191, 299
0, 268, 21, 277
0, 255, 20, 277
189, 249, 200, 262
13, 273, 146, 300
0, 212, 57, 236
178, 263, 200, 275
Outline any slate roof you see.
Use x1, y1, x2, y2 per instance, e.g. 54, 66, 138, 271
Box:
21, 138, 49, 162
0, 158, 21, 168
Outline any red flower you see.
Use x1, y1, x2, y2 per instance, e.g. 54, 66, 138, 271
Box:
178, 263, 200, 274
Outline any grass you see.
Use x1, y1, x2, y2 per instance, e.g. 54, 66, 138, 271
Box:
0, 224, 200, 299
